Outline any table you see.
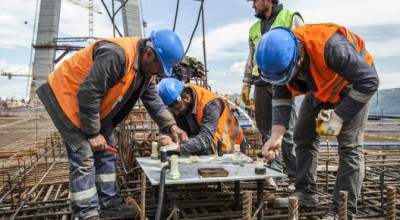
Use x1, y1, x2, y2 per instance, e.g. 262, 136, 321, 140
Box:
136, 155, 285, 219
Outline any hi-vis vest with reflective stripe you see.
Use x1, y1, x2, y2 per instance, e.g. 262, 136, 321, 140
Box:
48, 37, 141, 128
288, 23, 374, 104
189, 85, 244, 154
249, 9, 297, 77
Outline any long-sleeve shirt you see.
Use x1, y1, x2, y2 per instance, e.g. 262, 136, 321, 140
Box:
37, 40, 176, 145
175, 87, 223, 155
272, 32, 380, 127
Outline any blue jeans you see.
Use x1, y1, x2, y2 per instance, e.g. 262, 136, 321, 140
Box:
65, 131, 122, 219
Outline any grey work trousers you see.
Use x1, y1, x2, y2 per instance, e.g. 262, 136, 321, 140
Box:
254, 84, 297, 181
294, 95, 369, 213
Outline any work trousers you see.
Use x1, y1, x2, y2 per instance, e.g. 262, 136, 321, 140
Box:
65, 130, 122, 219
254, 84, 297, 180
294, 95, 369, 213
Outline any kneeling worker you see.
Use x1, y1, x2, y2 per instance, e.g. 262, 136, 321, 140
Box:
158, 78, 246, 155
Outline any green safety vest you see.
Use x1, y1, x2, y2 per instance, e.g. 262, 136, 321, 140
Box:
249, 9, 297, 77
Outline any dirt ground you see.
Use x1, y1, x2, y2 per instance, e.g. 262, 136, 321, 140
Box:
0, 108, 56, 153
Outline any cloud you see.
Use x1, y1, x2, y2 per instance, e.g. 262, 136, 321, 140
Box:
0, 1, 36, 49
378, 71, 400, 90
187, 20, 253, 60
286, 0, 399, 27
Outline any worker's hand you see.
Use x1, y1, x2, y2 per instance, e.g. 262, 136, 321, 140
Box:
261, 138, 282, 161
159, 135, 174, 146
88, 134, 107, 152
240, 85, 251, 106
316, 109, 344, 136
170, 125, 188, 144
159, 135, 181, 152
261, 125, 285, 161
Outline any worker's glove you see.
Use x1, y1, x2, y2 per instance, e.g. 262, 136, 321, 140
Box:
241, 85, 251, 106
316, 109, 344, 136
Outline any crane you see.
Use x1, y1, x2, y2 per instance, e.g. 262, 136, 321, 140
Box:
64, 0, 102, 40
1, 70, 32, 80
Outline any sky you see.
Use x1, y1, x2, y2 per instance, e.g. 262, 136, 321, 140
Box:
0, 0, 399, 100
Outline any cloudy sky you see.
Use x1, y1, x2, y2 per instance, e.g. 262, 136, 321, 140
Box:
0, 0, 399, 99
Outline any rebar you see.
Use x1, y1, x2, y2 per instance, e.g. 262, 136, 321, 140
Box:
288, 196, 298, 220
385, 186, 396, 220
242, 191, 252, 220
339, 191, 348, 220
141, 172, 146, 220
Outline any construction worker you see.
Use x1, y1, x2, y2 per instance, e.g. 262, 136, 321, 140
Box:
241, 0, 303, 191
36, 30, 188, 220
157, 78, 246, 155
256, 24, 379, 218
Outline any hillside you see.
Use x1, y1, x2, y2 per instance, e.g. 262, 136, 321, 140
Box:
369, 88, 400, 116
232, 88, 400, 117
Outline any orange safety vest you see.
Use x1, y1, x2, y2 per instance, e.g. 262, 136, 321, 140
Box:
189, 85, 244, 154
288, 23, 374, 103
48, 37, 141, 128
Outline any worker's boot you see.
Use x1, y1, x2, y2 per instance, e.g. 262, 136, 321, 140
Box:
287, 182, 296, 193
322, 206, 358, 220
274, 191, 319, 209
83, 216, 99, 220
321, 208, 339, 220
99, 203, 135, 218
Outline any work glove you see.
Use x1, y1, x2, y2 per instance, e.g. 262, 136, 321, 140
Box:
316, 109, 344, 136
241, 86, 251, 106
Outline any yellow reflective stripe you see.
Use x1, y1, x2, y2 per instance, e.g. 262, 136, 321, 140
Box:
70, 186, 97, 202
95, 173, 116, 182
272, 99, 292, 107
348, 89, 373, 103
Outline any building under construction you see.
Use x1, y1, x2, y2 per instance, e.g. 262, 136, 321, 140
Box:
1, 0, 399, 220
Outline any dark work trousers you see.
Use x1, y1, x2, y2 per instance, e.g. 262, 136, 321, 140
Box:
293, 95, 369, 213
254, 84, 297, 181
64, 129, 122, 219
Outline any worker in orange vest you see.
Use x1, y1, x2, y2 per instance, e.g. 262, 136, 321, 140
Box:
157, 78, 246, 155
256, 24, 379, 218
36, 30, 188, 220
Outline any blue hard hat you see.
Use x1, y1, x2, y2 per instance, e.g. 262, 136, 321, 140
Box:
158, 78, 184, 107
150, 30, 184, 77
255, 27, 298, 85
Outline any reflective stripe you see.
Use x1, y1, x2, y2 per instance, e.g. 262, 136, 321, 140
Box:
327, 77, 347, 102
222, 116, 233, 153
272, 99, 292, 107
349, 32, 369, 58
95, 173, 116, 182
348, 89, 372, 103
70, 186, 97, 201
349, 32, 358, 48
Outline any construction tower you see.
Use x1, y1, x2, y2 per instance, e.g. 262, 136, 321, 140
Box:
29, 0, 142, 101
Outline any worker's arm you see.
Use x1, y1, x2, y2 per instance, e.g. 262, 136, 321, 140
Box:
325, 33, 379, 121
291, 12, 304, 29
241, 36, 254, 105
272, 84, 295, 129
179, 99, 222, 155
261, 85, 294, 160
243, 37, 254, 88
77, 42, 126, 138
262, 124, 286, 161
